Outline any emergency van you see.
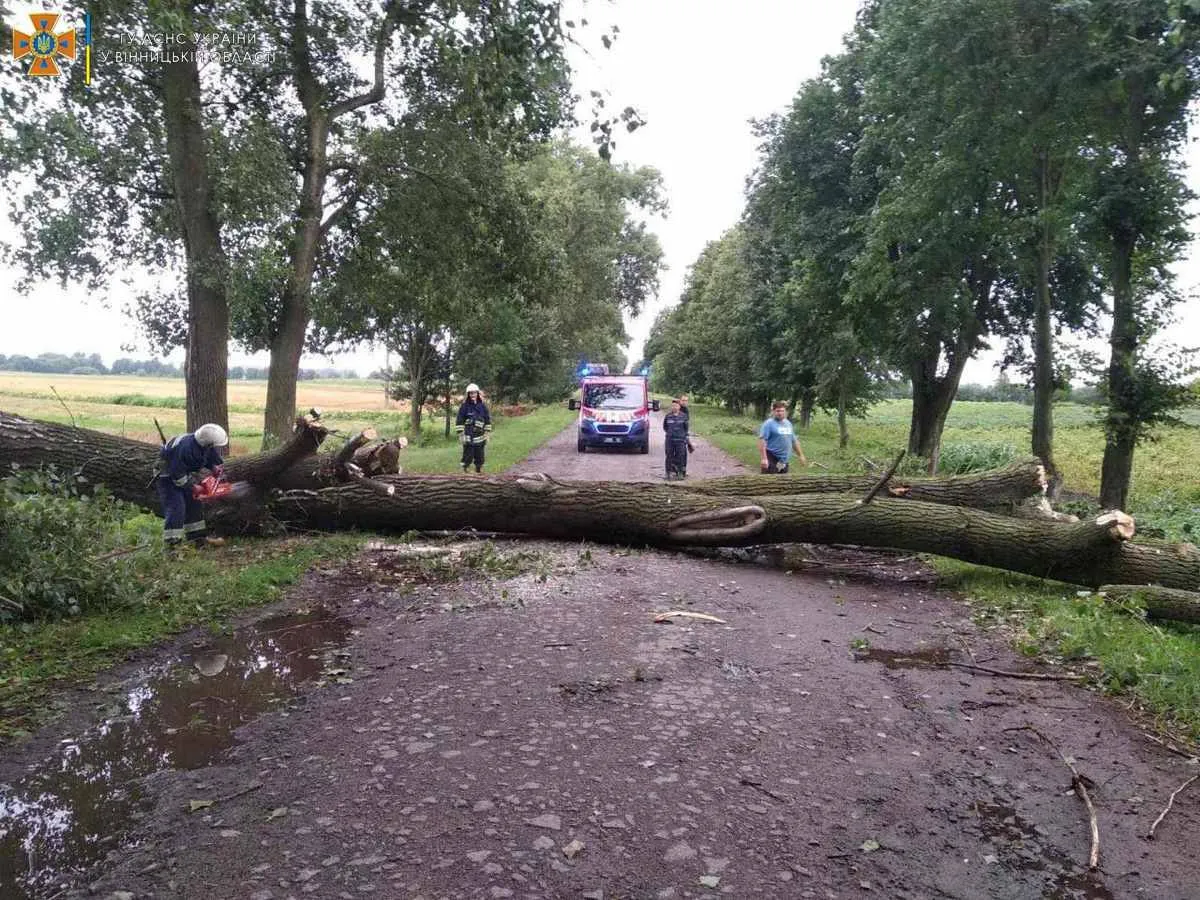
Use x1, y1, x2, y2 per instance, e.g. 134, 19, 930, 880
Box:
568, 368, 660, 453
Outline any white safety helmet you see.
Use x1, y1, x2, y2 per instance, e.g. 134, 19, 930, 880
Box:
465, 383, 481, 395
195, 423, 229, 447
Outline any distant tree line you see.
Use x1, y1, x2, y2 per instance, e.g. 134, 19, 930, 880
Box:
0, 353, 357, 380
646, 0, 1200, 508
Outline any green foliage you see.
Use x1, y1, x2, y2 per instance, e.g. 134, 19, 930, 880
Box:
0, 467, 155, 623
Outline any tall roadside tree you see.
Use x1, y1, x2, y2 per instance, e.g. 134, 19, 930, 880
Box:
1, 0, 239, 431
1084, 0, 1199, 510
240, 0, 574, 443
743, 38, 884, 439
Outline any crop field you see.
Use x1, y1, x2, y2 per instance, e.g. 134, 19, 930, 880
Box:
0, 371, 573, 472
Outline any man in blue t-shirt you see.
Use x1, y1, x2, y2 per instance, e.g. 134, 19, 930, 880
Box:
758, 401, 808, 474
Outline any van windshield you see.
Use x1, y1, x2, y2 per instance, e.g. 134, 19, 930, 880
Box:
584, 384, 641, 409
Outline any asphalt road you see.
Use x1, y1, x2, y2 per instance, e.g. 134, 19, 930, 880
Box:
509, 411, 752, 481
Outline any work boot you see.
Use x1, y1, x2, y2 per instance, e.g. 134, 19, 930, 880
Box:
202, 536, 227, 547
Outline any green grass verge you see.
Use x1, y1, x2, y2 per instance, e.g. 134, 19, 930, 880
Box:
383, 404, 575, 474
932, 557, 1200, 745
0, 533, 363, 742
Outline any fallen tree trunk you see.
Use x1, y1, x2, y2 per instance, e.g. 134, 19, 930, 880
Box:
268, 475, 1195, 590
0, 411, 327, 512
1099, 584, 1200, 624
669, 457, 1047, 510
2, 412, 1197, 596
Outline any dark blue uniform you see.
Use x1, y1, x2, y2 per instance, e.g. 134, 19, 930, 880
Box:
455, 399, 492, 472
663, 411, 690, 479
156, 433, 223, 545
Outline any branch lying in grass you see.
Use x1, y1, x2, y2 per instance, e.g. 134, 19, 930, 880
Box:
1005, 725, 1101, 870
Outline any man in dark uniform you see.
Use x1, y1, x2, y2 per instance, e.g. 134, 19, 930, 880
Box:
662, 398, 690, 480
156, 423, 227, 550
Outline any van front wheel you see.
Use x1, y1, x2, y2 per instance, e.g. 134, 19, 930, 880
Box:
639, 440, 649, 454
577, 437, 587, 453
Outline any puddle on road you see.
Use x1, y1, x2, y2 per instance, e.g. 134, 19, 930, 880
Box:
974, 802, 1115, 900
0, 607, 352, 899
853, 646, 953, 669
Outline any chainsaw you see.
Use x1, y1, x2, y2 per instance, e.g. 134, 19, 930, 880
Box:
192, 474, 253, 503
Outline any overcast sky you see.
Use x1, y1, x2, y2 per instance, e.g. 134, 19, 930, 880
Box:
1, 0, 1197, 384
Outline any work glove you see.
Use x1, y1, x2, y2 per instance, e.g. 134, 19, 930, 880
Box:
687, 440, 695, 454
212, 464, 225, 480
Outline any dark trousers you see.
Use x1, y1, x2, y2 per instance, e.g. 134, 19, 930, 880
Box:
763, 451, 789, 475
665, 440, 688, 477
156, 477, 207, 544
461, 442, 486, 471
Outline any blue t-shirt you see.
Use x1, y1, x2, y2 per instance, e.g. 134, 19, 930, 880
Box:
759, 417, 796, 460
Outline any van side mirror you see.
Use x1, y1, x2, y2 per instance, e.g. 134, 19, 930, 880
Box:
650, 399, 661, 412
568, 399, 580, 411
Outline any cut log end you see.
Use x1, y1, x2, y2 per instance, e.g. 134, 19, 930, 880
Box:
362, 427, 378, 442
1096, 511, 1136, 542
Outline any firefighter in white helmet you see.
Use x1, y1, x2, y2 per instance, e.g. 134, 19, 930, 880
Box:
155, 423, 228, 549
454, 383, 492, 473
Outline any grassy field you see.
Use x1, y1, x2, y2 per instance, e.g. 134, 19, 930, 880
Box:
0, 372, 574, 469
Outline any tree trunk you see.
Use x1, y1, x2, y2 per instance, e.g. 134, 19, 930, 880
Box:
799, 391, 815, 429
161, 47, 229, 433
1100, 232, 1138, 511
263, 106, 328, 447
1099, 584, 1200, 624
837, 381, 849, 449
1032, 152, 1061, 498
5, 413, 1197, 599
677, 457, 1046, 508
0, 411, 326, 513
444, 381, 452, 439
909, 348, 969, 465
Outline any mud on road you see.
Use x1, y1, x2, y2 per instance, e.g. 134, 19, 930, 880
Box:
2, 423, 1198, 899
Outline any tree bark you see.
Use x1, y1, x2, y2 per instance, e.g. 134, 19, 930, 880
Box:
908, 346, 969, 465
161, 43, 229, 433
674, 458, 1046, 508
1100, 228, 1138, 511
837, 381, 849, 449
1099, 584, 1200, 624
799, 391, 815, 429
1031, 150, 1060, 498
0, 411, 326, 512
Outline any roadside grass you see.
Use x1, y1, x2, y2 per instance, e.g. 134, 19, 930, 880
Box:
0, 533, 363, 743
688, 398, 1200, 746
934, 558, 1200, 744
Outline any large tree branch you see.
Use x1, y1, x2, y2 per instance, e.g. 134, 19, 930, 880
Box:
329, 1, 408, 120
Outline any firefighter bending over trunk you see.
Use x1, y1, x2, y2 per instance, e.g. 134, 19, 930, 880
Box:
156, 423, 227, 550
455, 383, 492, 473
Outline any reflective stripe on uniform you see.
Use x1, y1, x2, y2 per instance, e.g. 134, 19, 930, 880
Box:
183, 520, 207, 534
173, 474, 191, 487
164, 527, 185, 541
